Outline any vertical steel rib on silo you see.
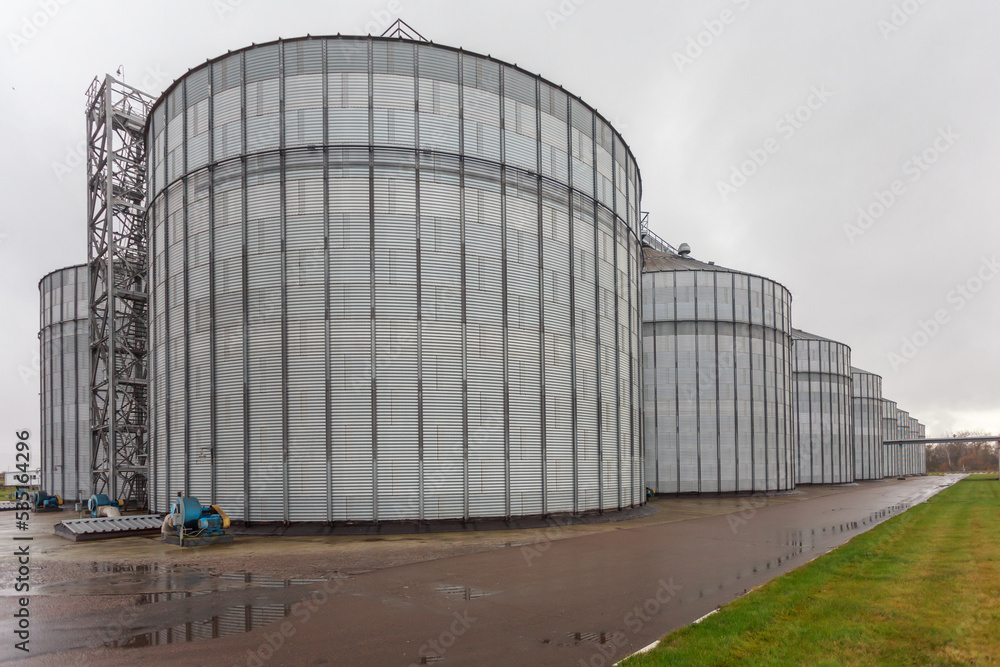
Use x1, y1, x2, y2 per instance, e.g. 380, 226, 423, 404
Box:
207, 56, 218, 507
240, 48, 251, 522
323, 38, 333, 524
367, 37, 379, 523
498, 64, 511, 519
534, 73, 548, 517
458, 51, 470, 522
590, 110, 603, 513
566, 91, 579, 514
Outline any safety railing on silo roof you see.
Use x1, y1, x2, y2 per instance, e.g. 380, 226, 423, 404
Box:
639, 213, 679, 255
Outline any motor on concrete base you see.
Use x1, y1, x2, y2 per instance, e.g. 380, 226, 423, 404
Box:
28, 490, 63, 511
162, 493, 233, 547
88, 494, 124, 517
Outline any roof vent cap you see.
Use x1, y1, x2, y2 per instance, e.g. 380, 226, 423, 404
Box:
677, 243, 691, 257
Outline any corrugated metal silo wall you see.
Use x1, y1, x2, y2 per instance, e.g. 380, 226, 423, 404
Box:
881, 398, 898, 477
894, 409, 911, 476
641, 268, 795, 493
792, 336, 854, 484
917, 423, 926, 474
850, 368, 883, 480
38, 265, 91, 501
147, 37, 643, 522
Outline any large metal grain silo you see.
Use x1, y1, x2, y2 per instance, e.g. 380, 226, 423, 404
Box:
893, 408, 913, 476
641, 247, 795, 493
905, 414, 919, 475
850, 366, 883, 481
146, 36, 643, 523
38, 265, 91, 501
881, 398, 898, 477
895, 409, 912, 475
916, 422, 926, 474
792, 329, 853, 484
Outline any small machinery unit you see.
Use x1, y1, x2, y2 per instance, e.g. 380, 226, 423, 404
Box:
23, 490, 63, 512
88, 494, 125, 517
162, 494, 233, 547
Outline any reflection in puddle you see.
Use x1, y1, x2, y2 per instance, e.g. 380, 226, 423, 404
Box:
566, 631, 613, 645
108, 598, 291, 648
105, 573, 335, 648
542, 631, 616, 648
435, 585, 494, 600
36, 567, 330, 597
90, 563, 156, 574
780, 503, 912, 551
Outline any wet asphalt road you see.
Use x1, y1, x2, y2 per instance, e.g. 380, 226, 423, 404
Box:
4, 475, 962, 666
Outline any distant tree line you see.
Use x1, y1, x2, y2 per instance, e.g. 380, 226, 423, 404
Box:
925, 431, 999, 472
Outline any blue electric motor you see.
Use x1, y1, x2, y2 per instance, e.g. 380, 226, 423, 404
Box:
29, 490, 63, 510
170, 495, 230, 538
88, 494, 124, 517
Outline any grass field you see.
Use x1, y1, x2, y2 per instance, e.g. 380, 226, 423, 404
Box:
623, 474, 1000, 666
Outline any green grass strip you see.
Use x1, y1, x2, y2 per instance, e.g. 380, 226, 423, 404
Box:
623, 475, 1000, 666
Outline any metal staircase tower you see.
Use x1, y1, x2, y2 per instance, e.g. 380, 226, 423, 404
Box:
85, 74, 154, 508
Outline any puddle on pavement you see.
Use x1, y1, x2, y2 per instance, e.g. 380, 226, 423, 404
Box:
21, 569, 349, 654
568, 631, 614, 645
780, 503, 912, 549
543, 631, 615, 648
676, 492, 943, 609
107, 600, 293, 649
719, 500, 922, 599
34, 566, 332, 597
435, 584, 495, 600
91, 563, 156, 574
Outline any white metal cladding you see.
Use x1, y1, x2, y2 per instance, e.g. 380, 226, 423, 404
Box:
907, 416, 920, 475
893, 409, 912, 476
892, 412, 924, 477
792, 331, 854, 485
881, 398, 899, 477
38, 265, 91, 501
850, 367, 883, 481
641, 254, 795, 494
915, 422, 926, 475
146, 36, 643, 522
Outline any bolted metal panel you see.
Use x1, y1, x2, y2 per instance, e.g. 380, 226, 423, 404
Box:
147, 36, 642, 522
39, 265, 91, 501
641, 252, 796, 494
851, 367, 883, 481
792, 330, 854, 485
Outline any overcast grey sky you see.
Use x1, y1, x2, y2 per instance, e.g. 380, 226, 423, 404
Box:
2, 0, 998, 469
